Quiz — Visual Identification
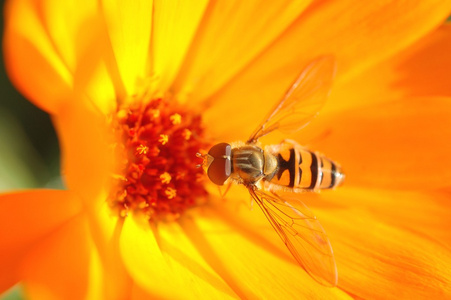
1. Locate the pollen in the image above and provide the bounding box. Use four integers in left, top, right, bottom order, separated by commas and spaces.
160, 172, 172, 184
136, 144, 149, 155
159, 134, 169, 145
150, 109, 160, 119
182, 129, 192, 140
165, 187, 177, 199
108, 97, 209, 222
170, 113, 182, 125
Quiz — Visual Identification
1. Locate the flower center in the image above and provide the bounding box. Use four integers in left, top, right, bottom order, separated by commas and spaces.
109, 97, 209, 222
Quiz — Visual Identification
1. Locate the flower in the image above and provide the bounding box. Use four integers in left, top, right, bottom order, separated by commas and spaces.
2, 0, 451, 299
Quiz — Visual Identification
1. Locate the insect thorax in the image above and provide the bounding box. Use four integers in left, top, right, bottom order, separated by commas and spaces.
231, 146, 264, 183
231, 145, 278, 184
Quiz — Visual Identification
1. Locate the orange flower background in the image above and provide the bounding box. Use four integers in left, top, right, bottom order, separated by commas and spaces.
2, 0, 451, 299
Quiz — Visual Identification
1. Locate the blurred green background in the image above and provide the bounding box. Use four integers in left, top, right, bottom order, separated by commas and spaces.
0, 1, 60, 297
0, 1, 60, 193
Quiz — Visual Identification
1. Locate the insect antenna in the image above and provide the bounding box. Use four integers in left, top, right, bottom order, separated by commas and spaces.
195, 152, 205, 168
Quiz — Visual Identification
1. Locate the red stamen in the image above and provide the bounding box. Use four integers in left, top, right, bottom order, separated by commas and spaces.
108, 98, 209, 222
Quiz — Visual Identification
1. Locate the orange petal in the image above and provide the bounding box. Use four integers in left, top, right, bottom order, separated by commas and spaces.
317, 208, 451, 299
295, 97, 451, 190
4, 0, 117, 114
20, 213, 133, 300
119, 215, 238, 299
395, 23, 451, 98
304, 187, 451, 247
37, 0, 100, 73
19, 215, 93, 300
203, 188, 451, 297
130, 283, 159, 299
53, 100, 128, 300
46, 0, 119, 115
246, 0, 451, 86
323, 23, 451, 115
100, 0, 153, 96
53, 100, 115, 204
53, 102, 133, 299
173, 0, 312, 103
3, 0, 72, 113
203, 1, 451, 140
181, 203, 351, 299
0, 190, 81, 292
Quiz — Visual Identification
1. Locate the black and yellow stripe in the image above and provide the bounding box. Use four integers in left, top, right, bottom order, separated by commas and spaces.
276, 148, 296, 187
318, 156, 340, 189
269, 141, 343, 190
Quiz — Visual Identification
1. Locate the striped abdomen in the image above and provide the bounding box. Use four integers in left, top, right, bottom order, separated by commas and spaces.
266, 140, 344, 191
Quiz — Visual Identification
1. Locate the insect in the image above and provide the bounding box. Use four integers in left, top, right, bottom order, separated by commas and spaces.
197, 56, 344, 287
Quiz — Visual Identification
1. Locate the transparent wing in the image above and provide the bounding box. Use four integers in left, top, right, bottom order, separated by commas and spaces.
248, 188, 338, 286
247, 56, 336, 143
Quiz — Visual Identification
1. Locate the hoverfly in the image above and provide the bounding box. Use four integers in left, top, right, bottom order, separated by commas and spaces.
198, 56, 343, 287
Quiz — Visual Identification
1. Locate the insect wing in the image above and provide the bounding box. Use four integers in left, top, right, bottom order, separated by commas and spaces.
247, 56, 336, 143
249, 188, 338, 286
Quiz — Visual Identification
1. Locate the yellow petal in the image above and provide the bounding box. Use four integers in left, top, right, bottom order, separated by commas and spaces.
150, 0, 209, 94
73, 55, 118, 115
41, 0, 122, 114
202, 187, 451, 298
181, 201, 351, 299
84, 202, 132, 300
38, 0, 99, 72
204, 1, 451, 140
100, 0, 153, 96
120, 215, 237, 299
173, 0, 312, 103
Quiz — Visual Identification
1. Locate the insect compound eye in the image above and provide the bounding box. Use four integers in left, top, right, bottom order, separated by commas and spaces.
207, 143, 232, 185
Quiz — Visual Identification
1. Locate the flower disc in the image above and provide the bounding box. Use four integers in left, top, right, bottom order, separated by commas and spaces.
109, 97, 209, 222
